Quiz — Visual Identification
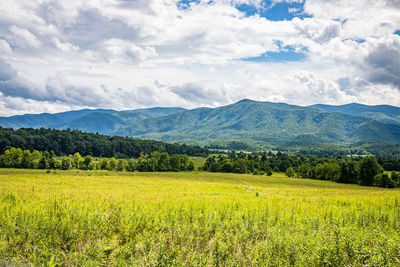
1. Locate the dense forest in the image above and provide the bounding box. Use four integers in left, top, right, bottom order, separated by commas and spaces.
203, 152, 400, 188
0, 127, 208, 158
0, 147, 195, 172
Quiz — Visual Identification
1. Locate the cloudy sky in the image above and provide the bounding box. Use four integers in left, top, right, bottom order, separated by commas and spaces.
0, 0, 400, 115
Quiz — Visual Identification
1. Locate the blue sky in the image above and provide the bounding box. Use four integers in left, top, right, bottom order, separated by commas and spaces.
236, 1, 311, 21
0, 0, 400, 115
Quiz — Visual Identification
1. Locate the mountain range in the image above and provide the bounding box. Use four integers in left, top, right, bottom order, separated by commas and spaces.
2, 100, 400, 146
309, 103, 400, 125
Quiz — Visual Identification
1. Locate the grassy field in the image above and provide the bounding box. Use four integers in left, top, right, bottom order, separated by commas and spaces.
1, 169, 400, 266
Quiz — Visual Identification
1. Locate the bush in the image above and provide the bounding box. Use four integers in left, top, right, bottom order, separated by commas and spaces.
359, 156, 382, 186
391, 171, 400, 187
374, 173, 396, 188
285, 167, 296, 178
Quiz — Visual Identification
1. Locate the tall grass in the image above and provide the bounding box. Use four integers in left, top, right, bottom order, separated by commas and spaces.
1, 169, 400, 265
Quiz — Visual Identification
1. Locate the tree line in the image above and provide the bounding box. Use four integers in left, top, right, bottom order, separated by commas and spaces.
202, 154, 273, 175
0, 147, 195, 172
202, 152, 400, 188
0, 127, 208, 158
285, 155, 400, 188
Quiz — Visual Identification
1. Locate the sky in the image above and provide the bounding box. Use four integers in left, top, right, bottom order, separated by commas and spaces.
0, 0, 400, 116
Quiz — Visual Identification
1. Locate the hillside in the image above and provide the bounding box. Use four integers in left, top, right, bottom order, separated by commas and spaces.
1, 100, 400, 147
62, 112, 128, 135
0, 109, 116, 129
309, 103, 400, 125
0, 127, 208, 157
117, 99, 400, 145
0, 107, 186, 132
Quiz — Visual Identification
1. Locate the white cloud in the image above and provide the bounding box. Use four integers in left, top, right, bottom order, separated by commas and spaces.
102, 39, 157, 63
0, 39, 12, 54
9, 25, 41, 48
0, 0, 399, 116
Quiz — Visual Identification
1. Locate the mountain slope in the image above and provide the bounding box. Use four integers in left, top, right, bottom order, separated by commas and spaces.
114, 107, 186, 124
62, 112, 128, 134
0, 107, 186, 131
2, 100, 400, 146
117, 99, 400, 144
309, 103, 400, 125
0, 109, 116, 129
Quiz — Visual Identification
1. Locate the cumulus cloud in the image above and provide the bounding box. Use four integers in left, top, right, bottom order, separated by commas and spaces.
0, 39, 12, 54
0, 59, 40, 100
170, 82, 230, 106
9, 25, 41, 49
0, 0, 399, 115
102, 39, 157, 63
361, 35, 400, 88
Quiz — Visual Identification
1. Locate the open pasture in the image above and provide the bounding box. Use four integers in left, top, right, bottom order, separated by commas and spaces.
1, 169, 400, 266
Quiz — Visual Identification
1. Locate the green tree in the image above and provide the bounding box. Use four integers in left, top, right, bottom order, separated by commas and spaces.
82, 155, 92, 170
338, 160, 359, 184
31, 150, 42, 169
374, 173, 395, 188
187, 160, 195, 171
73, 152, 83, 169
109, 157, 118, 171
297, 163, 313, 178
126, 159, 137, 172
391, 171, 400, 187
99, 158, 109, 170
61, 157, 71, 170
48, 151, 57, 169
359, 156, 382, 186
117, 159, 125, 171
38, 156, 48, 169
285, 167, 296, 178
21, 150, 32, 168
315, 162, 340, 181
169, 155, 181, 171
233, 159, 247, 174
221, 161, 233, 172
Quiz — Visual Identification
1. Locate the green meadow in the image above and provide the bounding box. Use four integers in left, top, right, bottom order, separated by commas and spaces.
1, 169, 400, 266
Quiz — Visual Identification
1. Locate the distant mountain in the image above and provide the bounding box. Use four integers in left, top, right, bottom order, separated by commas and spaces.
62, 112, 127, 135
0, 109, 116, 129
309, 103, 400, 125
116, 99, 400, 144
61, 107, 186, 134
114, 107, 186, 125
0, 107, 186, 133
2, 100, 400, 146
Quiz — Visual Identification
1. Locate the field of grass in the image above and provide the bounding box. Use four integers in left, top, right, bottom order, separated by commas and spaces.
1, 169, 400, 265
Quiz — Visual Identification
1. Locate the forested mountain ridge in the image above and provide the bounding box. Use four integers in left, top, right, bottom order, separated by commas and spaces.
309, 103, 400, 125
116, 99, 400, 145
1, 100, 400, 147
0, 109, 116, 129
0, 127, 208, 157
0, 107, 186, 132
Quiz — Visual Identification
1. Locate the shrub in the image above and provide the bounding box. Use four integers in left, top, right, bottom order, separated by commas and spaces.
285, 167, 296, 178
374, 173, 396, 188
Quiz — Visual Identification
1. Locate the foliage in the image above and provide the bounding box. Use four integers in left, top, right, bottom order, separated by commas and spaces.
0, 127, 208, 158
338, 160, 359, 184
202, 154, 273, 175
285, 167, 295, 177
116, 99, 400, 145
203, 152, 399, 188
0, 148, 195, 172
373, 173, 396, 188
359, 156, 383, 186
314, 162, 340, 181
